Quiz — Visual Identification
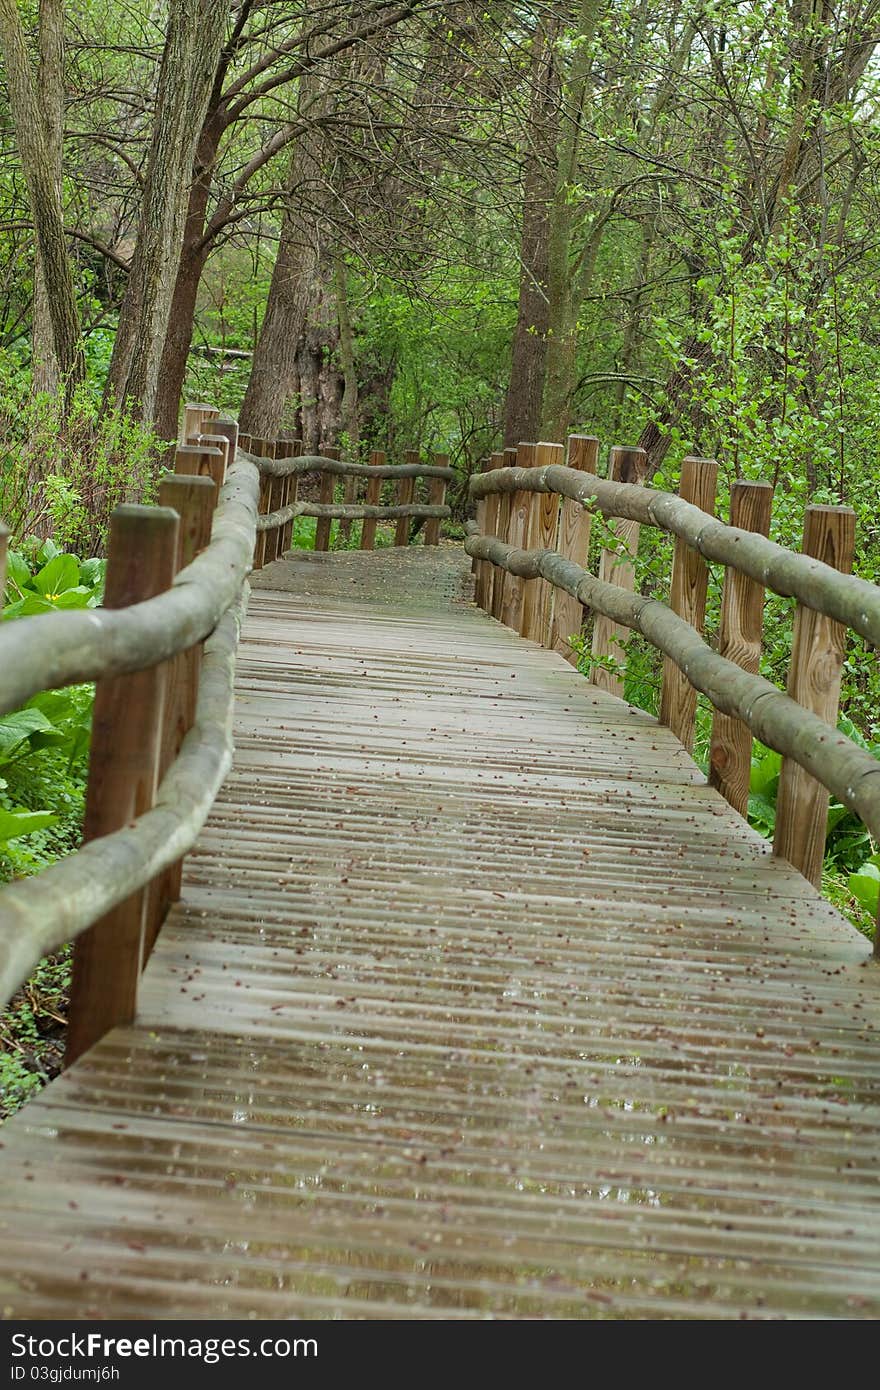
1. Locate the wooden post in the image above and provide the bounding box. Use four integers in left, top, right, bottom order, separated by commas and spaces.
360, 450, 385, 550
238, 433, 252, 453
658, 456, 719, 750
549, 435, 599, 664
281, 439, 302, 553
251, 437, 275, 569
590, 445, 648, 696
500, 442, 536, 631
708, 481, 774, 815
425, 454, 447, 545
174, 443, 225, 493
0, 521, 8, 601
315, 445, 339, 552
475, 453, 503, 611
144, 474, 218, 955
520, 440, 563, 644
491, 447, 517, 620
203, 416, 238, 474
65, 505, 180, 1066
773, 504, 856, 887
396, 450, 419, 547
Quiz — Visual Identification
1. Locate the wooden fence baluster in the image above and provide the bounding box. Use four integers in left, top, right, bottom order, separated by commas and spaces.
250, 437, 274, 569
315, 445, 339, 552
396, 450, 419, 547
281, 438, 302, 553
590, 445, 648, 697
491, 448, 517, 620
708, 481, 774, 815
659, 456, 719, 750
549, 434, 599, 665
203, 417, 238, 477
238, 432, 252, 453
144, 474, 218, 956
475, 453, 503, 611
500, 442, 536, 631
65, 504, 180, 1066
471, 457, 489, 585
521, 441, 563, 645
174, 442, 225, 493
425, 454, 447, 546
361, 450, 385, 550
773, 505, 856, 887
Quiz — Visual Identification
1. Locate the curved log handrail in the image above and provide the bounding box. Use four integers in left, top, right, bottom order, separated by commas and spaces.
472, 463, 880, 645
465, 526, 880, 842
246, 449, 455, 482
0, 590, 244, 1003
0, 457, 261, 718
257, 500, 450, 532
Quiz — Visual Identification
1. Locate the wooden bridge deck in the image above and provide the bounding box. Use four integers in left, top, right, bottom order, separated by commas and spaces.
1, 546, 879, 1319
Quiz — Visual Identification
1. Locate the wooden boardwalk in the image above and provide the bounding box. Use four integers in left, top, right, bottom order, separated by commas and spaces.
1, 546, 879, 1319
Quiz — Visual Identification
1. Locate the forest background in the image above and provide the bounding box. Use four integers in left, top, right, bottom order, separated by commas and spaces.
1, 0, 879, 1105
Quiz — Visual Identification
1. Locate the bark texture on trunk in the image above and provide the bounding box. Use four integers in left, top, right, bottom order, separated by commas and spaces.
0, 0, 83, 397
31, 0, 65, 395
104, 0, 228, 425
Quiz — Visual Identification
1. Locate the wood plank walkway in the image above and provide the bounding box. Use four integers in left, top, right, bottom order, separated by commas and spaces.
1, 545, 879, 1319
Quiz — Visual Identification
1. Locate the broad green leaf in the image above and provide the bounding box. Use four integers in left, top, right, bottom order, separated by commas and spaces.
0, 808, 58, 844
33, 554, 80, 597
2, 594, 57, 620
36, 539, 60, 565
848, 863, 880, 917
4, 551, 31, 594
0, 708, 56, 760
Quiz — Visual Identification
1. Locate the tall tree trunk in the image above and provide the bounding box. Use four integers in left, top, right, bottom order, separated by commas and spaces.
503, 21, 557, 448
539, 0, 605, 442
31, 0, 64, 395
240, 72, 328, 439
153, 116, 222, 441
103, 0, 228, 425
335, 254, 360, 536
0, 0, 84, 400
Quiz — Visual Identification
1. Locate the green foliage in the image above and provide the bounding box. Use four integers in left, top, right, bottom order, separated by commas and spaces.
3, 536, 105, 618
0, 366, 160, 554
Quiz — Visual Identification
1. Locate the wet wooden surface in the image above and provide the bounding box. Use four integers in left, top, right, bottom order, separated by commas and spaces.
1, 544, 879, 1319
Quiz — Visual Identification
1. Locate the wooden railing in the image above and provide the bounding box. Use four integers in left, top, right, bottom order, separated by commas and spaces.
466, 437, 880, 954
237, 432, 453, 570
0, 406, 458, 1053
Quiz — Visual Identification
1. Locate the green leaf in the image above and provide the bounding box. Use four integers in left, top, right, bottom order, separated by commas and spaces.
0, 708, 56, 761
0, 808, 58, 844
4, 551, 31, 594
33, 554, 80, 597
750, 747, 782, 797
848, 862, 880, 917
36, 539, 60, 565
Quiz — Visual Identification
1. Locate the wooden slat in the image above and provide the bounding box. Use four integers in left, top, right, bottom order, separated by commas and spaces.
360, 450, 384, 550
280, 438, 302, 553
475, 452, 503, 611
500, 442, 536, 631
659, 456, 719, 751
491, 448, 517, 620
425, 454, 448, 546
549, 434, 599, 665
395, 451, 418, 547
314, 446, 339, 552
590, 445, 648, 696
774, 505, 856, 886
708, 481, 774, 816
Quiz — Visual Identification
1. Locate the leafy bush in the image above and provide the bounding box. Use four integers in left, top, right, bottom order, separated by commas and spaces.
0, 367, 161, 554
